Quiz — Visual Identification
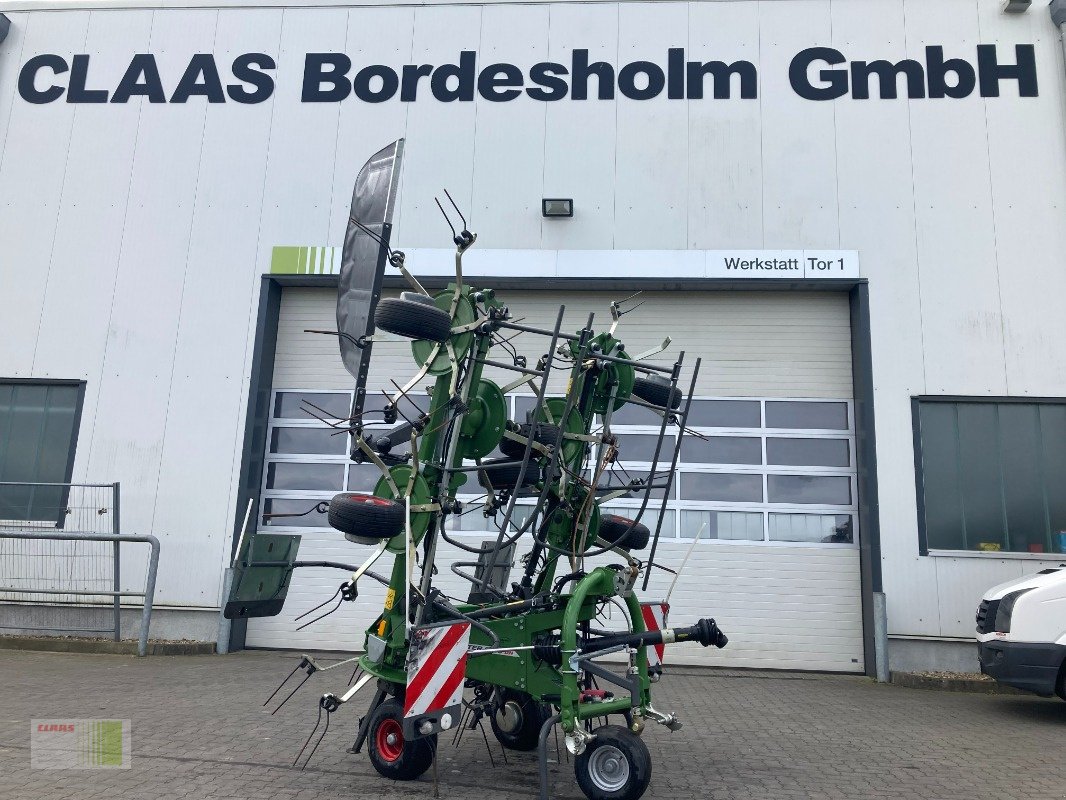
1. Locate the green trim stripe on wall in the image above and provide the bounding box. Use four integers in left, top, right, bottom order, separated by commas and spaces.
270, 246, 340, 275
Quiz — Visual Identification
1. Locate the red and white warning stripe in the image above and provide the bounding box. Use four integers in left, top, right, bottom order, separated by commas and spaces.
640, 602, 670, 668
403, 622, 471, 719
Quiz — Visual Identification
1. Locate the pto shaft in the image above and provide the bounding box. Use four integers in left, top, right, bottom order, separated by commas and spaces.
582, 617, 728, 654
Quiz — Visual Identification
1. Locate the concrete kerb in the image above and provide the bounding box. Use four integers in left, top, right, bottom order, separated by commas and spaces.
891, 670, 1030, 695
0, 635, 215, 656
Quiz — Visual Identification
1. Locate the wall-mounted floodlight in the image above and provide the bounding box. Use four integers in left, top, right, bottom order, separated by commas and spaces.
542, 198, 573, 218
1002, 0, 1030, 12
0, 14, 11, 47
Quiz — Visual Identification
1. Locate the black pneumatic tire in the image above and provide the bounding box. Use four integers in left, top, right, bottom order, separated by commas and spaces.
597, 514, 651, 551
630, 375, 681, 410
490, 689, 551, 751
574, 725, 652, 800
328, 493, 405, 545
374, 294, 452, 343
498, 423, 562, 459
366, 698, 436, 781
477, 457, 542, 492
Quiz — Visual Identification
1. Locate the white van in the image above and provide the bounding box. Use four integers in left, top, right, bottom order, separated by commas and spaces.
976, 566, 1066, 699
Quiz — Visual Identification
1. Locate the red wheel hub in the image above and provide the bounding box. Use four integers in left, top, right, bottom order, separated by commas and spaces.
354, 494, 395, 507
375, 717, 404, 763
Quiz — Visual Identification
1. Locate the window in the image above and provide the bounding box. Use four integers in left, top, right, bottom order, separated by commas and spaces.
262, 390, 356, 528
673, 398, 856, 545
914, 398, 1066, 555
601, 396, 856, 545
262, 390, 858, 548
0, 380, 85, 522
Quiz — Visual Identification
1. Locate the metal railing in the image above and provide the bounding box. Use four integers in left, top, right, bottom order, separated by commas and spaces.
0, 482, 160, 656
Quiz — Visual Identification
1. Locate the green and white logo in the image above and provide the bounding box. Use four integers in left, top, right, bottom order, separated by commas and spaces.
271, 246, 340, 276
31, 719, 131, 769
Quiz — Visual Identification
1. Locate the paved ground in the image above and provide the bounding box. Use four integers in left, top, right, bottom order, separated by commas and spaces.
0, 649, 1063, 800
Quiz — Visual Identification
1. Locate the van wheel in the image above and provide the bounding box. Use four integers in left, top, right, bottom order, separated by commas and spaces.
1056, 659, 1066, 701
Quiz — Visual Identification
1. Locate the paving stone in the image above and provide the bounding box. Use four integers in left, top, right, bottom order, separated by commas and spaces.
0, 649, 1063, 799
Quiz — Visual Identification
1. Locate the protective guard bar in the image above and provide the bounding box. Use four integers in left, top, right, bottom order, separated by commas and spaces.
0, 531, 160, 657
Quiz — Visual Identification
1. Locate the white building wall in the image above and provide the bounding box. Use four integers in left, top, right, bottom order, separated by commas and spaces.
0, 0, 1063, 640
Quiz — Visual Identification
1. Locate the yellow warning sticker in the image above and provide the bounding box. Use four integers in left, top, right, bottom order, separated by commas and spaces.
383, 588, 396, 610
377, 619, 388, 637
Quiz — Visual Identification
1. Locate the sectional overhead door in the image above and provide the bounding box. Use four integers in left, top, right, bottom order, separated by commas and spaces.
247, 287, 864, 672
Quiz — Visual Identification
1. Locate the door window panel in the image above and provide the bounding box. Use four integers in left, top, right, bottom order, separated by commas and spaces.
681, 510, 763, 541
264, 391, 857, 547
766, 438, 850, 467
681, 472, 763, 503
767, 475, 851, 505
682, 436, 762, 465
769, 513, 853, 543
266, 463, 343, 491
765, 401, 848, 430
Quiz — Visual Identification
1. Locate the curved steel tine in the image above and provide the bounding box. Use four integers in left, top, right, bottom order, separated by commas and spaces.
294, 584, 342, 622
270, 670, 314, 716
294, 597, 343, 631
443, 187, 468, 231
293, 706, 320, 766
263, 662, 303, 708
301, 399, 360, 428
262, 500, 328, 521
434, 197, 457, 238
299, 709, 330, 771
389, 379, 428, 417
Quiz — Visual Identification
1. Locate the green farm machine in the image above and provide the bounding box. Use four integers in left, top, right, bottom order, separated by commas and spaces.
225, 141, 728, 800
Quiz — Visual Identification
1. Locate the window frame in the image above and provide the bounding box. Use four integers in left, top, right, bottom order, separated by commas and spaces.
0, 378, 87, 526
912, 395, 1066, 559
594, 396, 857, 547
262, 389, 858, 549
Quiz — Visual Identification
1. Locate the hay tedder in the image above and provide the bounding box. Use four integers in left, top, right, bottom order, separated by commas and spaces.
225, 140, 728, 800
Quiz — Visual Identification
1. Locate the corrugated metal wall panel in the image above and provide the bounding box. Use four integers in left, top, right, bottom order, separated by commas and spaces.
253, 286, 863, 671
273, 288, 854, 399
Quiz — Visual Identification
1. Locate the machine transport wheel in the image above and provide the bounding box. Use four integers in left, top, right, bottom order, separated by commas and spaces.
575, 725, 652, 800
477, 457, 542, 492
374, 293, 453, 343
328, 493, 405, 545
630, 375, 681, 410
490, 689, 551, 751
597, 514, 651, 551
498, 422, 562, 459
367, 699, 436, 781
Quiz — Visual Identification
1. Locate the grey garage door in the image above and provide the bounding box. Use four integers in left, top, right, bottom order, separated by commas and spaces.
247, 287, 863, 672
